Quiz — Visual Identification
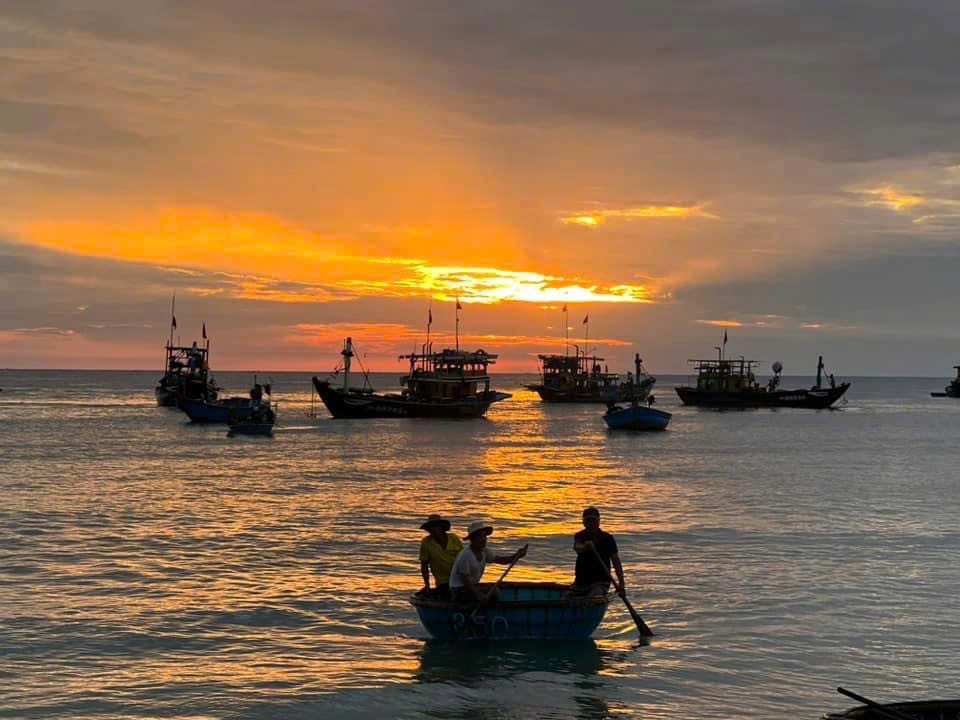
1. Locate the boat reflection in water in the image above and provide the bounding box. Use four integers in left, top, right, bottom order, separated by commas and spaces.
416, 637, 604, 682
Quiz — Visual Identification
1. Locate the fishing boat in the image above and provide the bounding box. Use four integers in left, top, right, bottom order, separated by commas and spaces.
155, 341, 219, 407
824, 699, 960, 719
183, 382, 273, 424
603, 402, 672, 431
930, 364, 960, 397
227, 391, 276, 436
526, 351, 655, 403
675, 354, 849, 409
312, 337, 511, 419
154, 302, 218, 407
409, 581, 610, 640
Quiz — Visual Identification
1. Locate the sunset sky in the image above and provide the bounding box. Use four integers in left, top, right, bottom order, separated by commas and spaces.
3, 1, 960, 374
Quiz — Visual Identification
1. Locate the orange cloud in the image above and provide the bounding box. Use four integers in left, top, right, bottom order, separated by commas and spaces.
21, 208, 659, 306
696, 319, 743, 328
858, 186, 927, 212
559, 204, 716, 228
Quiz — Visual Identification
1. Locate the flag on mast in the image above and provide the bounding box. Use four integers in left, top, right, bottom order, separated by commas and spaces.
723, 329, 727, 346
562, 304, 567, 312
456, 299, 462, 310
202, 323, 207, 340
428, 308, 432, 326
583, 314, 589, 324
172, 315, 177, 330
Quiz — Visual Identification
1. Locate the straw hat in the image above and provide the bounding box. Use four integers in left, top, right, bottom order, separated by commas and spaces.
466, 520, 494, 538
420, 514, 451, 531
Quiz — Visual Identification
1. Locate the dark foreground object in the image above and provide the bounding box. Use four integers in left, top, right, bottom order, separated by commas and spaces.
824, 700, 960, 719
410, 581, 610, 640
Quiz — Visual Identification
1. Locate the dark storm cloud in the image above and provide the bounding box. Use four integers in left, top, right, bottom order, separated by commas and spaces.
9, 1, 958, 161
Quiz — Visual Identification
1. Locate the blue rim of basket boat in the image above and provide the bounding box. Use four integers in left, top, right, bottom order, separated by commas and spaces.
410, 581, 611, 641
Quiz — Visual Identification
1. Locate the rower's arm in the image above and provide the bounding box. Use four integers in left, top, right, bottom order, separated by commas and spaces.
420, 560, 431, 589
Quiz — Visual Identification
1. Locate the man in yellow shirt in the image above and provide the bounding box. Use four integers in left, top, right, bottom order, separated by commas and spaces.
418, 514, 463, 598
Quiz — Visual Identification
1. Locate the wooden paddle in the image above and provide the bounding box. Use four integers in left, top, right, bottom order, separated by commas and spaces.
589, 544, 654, 637
837, 687, 919, 720
471, 544, 528, 619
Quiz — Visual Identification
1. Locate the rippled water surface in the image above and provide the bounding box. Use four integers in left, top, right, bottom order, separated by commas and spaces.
3, 370, 960, 719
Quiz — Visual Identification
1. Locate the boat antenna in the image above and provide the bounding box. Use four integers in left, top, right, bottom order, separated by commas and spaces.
168, 293, 176, 348
426, 297, 432, 350
563, 303, 569, 356
455, 296, 462, 351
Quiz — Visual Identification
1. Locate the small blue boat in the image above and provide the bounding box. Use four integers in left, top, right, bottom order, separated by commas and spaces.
410, 581, 610, 641
603, 403, 672, 431
182, 396, 255, 423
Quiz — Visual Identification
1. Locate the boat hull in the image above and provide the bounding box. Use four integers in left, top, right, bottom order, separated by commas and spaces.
313, 378, 510, 419
410, 582, 610, 641
181, 397, 256, 423
824, 700, 960, 719
675, 382, 850, 409
604, 405, 672, 430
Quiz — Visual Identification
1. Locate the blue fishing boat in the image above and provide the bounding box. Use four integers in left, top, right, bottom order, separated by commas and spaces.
182, 382, 273, 424
603, 402, 672, 431
181, 396, 255, 423
409, 581, 610, 641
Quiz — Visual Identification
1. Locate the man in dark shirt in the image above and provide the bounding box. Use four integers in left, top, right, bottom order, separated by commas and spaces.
573, 506, 626, 597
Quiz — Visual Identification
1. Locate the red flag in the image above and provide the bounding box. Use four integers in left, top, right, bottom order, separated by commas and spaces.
582, 314, 589, 324
562, 304, 567, 312
202, 323, 207, 339
456, 299, 462, 311
171, 315, 177, 330
723, 329, 727, 345
428, 308, 432, 326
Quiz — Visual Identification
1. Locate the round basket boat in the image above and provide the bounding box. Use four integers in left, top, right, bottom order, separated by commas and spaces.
410, 581, 611, 641
823, 700, 960, 719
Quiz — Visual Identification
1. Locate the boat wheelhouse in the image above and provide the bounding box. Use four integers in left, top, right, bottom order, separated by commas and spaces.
155, 341, 219, 407
312, 337, 511, 419
526, 351, 655, 403
675, 355, 849, 409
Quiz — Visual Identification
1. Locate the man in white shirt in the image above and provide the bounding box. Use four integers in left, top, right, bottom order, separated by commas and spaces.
449, 520, 527, 604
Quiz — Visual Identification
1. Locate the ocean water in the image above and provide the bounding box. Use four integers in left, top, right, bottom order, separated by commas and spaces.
2, 369, 960, 719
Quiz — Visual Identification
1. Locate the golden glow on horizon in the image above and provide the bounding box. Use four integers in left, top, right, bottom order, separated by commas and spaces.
289, 322, 631, 351
559, 204, 715, 228
21, 209, 658, 306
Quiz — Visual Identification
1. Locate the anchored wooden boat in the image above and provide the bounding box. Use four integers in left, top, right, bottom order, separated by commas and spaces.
313, 337, 510, 419
931, 364, 960, 398
824, 700, 960, 719
603, 403, 672, 430
676, 354, 849, 409
527, 351, 655, 404
410, 581, 610, 641
227, 385, 276, 436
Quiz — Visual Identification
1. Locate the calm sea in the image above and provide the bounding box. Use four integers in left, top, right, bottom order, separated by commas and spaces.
2, 370, 960, 719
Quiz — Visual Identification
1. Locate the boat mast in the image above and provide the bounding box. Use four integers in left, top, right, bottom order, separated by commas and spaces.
816, 355, 824, 389
455, 297, 461, 351
342, 337, 354, 391
563, 304, 569, 357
